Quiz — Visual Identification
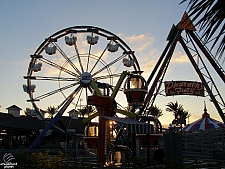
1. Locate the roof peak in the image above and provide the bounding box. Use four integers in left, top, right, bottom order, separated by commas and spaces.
202, 101, 210, 118
6, 104, 22, 110
177, 11, 196, 31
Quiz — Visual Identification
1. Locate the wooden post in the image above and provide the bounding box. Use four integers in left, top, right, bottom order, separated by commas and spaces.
97, 107, 106, 164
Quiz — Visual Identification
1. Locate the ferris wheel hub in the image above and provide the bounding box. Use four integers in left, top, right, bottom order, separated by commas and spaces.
80, 72, 92, 84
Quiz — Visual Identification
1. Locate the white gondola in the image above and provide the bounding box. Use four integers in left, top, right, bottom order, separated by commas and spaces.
108, 44, 119, 52
31, 63, 42, 72
123, 58, 134, 67
45, 46, 56, 55
86, 35, 99, 45
65, 36, 77, 46
23, 84, 36, 93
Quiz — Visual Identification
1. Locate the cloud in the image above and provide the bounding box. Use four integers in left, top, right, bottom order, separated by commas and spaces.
116, 33, 160, 76
118, 33, 155, 53
29, 32, 191, 86
171, 51, 189, 63
31, 32, 160, 80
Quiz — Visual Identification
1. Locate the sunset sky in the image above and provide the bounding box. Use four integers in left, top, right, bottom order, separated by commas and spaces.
0, 1, 224, 127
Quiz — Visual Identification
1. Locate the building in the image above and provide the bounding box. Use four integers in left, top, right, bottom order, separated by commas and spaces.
0, 105, 85, 149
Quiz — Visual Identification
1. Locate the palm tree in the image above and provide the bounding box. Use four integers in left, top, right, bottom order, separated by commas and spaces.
165, 101, 183, 120
177, 109, 191, 127
147, 105, 163, 118
181, 0, 225, 62
166, 101, 190, 127
182, 110, 191, 124
78, 107, 87, 118
46, 106, 58, 119
78, 106, 94, 118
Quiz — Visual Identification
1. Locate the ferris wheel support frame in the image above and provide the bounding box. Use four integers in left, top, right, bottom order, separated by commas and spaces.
179, 37, 225, 123
29, 84, 82, 149
141, 12, 225, 123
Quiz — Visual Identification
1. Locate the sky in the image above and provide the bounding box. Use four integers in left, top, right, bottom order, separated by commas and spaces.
0, 0, 224, 127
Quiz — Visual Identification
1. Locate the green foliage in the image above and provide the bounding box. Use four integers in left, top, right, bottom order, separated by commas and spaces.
166, 101, 184, 119
11, 151, 225, 168
180, 0, 225, 61
13, 150, 63, 169
78, 105, 93, 118
131, 156, 147, 169
147, 105, 163, 118
51, 151, 63, 169
46, 106, 58, 118
162, 156, 184, 169
166, 101, 191, 126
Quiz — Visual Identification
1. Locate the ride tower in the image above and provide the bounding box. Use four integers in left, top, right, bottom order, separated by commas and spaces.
140, 12, 225, 124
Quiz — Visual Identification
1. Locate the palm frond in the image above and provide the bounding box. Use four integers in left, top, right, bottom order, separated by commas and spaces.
180, 0, 225, 62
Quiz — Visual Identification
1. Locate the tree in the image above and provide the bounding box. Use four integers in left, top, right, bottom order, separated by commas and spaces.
147, 105, 163, 118
165, 101, 183, 119
78, 106, 94, 118
181, 0, 225, 62
46, 106, 58, 119
78, 107, 87, 118
166, 101, 191, 127
182, 110, 191, 124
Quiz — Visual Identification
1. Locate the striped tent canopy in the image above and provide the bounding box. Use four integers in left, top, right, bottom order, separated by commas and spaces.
101, 116, 153, 134
183, 103, 225, 132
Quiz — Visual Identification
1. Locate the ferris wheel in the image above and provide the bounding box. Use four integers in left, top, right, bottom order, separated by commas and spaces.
23, 26, 141, 119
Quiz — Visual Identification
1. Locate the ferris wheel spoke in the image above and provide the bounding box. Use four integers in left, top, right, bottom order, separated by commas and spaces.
56, 84, 83, 111
93, 73, 121, 80
53, 43, 81, 75
86, 32, 94, 72
40, 57, 80, 78
24, 76, 79, 81
33, 82, 80, 100
72, 88, 84, 118
74, 45, 84, 73
92, 54, 126, 77
86, 45, 92, 72
90, 43, 110, 74
85, 87, 91, 116
71, 87, 84, 110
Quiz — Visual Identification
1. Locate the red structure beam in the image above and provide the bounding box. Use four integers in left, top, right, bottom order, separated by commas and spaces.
87, 95, 113, 164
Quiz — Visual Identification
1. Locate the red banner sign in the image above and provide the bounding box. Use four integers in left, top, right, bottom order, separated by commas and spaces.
164, 81, 204, 96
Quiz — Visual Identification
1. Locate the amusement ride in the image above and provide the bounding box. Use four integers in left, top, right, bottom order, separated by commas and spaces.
23, 12, 225, 165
